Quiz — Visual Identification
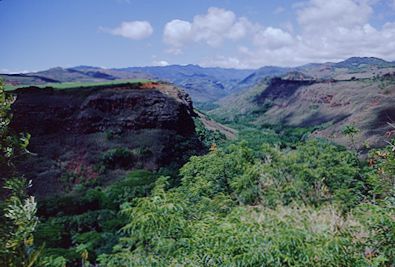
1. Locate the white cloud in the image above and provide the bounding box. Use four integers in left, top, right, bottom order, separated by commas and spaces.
253, 27, 294, 49
163, 2, 395, 68
297, 0, 373, 32
164, 19, 192, 48
191, 7, 237, 46
1, 69, 31, 74
163, 7, 255, 52
107, 21, 153, 40
226, 17, 255, 40
152, 60, 169, 66
200, 56, 248, 69
213, 1, 395, 68
290, 0, 395, 63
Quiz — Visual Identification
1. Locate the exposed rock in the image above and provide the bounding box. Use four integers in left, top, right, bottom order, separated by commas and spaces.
212, 75, 395, 150
10, 82, 203, 196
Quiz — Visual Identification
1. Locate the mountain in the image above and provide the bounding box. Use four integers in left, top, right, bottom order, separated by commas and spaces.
1, 65, 253, 103
333, 57, 395, 69
236, 66, 290, 90
211, 70, 395, 150
117, 65, 253, 102
2, 56, 395, 104
33, 67, 116, 82
0, 73, 60, 87
229, 57, 394, 92
10, 82, 204, 196
295, 57, 395, 80
0, 67, 152, 89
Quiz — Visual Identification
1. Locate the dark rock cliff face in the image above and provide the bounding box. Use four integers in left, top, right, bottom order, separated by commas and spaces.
254, 77, 315, 104
10, 82, 203, 196
11, 83, 196, 136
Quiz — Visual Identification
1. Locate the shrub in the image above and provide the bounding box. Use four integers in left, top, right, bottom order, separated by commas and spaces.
194, 117, 227, 148
100, 147, 135, 169
103, 170, 157, 209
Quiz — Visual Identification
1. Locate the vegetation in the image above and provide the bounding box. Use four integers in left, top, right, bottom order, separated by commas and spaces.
0, 81, 30, 175
100, 147, 137, 170
27, 127, 393, 266
98, 139, 394, 266
0, 178, 42, 267
4, 79, 152, 91
0, 79, 394, 266
0, 80, 45, 266
342, 125, 360, 151
194, 117, 227, 148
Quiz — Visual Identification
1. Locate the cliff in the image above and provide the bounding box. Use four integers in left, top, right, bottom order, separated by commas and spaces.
10, 82, 203, 196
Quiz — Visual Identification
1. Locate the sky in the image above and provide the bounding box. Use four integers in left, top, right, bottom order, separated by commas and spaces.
1, 0, 395, 72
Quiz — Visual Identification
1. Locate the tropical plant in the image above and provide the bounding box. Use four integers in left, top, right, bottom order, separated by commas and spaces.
0, 80, 30, 176
0, 178, 42, 267
342, 125, 360, 151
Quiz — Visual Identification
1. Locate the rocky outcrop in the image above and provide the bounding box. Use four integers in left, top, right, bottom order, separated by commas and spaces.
11, 82, 196, 136
254, 77, 315, 104
10, 82, 203, 196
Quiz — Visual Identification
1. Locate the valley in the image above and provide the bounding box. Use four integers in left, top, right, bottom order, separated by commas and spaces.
1, 57, 394, 266
2, 0, 395, 265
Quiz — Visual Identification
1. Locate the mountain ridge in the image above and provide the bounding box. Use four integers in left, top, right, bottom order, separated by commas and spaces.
2, 56, 395, 104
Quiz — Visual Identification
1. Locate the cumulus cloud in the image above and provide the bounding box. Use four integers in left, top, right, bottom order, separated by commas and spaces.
162, 1, 395, 68
291, 0, 395, 62
191, 7, 238, 46
163, 19, 192, 53
163, 7, 255, 53
201, 1, 395, 68
226, 17, 255, 40
253, 27, 294, 49
107, 21, 153, 40
297, 0, 373, 32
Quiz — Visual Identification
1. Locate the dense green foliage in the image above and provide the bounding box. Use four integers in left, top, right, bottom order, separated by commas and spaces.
0, 178, 42, 267
1, 79, 394, 266
0, 81, 30, 176
194, 117, 227, 148
98, 139, 394, 266
3, 124, 395, 266
0, 81, 58, 267
33, 170, 160, 266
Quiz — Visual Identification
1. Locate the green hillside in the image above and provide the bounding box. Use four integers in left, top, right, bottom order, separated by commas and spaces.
1, 78, 394, 266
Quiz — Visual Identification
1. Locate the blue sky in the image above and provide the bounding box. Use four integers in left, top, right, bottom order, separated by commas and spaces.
1, 0, 395, 72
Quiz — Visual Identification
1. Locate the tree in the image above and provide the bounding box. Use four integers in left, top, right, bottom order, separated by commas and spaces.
0, 80, 30, 177
342, 125, 360, 151
0, 178, 41, 267
0, 80, 45, 267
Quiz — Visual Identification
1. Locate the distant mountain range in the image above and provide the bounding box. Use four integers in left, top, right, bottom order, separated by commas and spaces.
1, 57, 395, 103
1, 65, 253, 102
